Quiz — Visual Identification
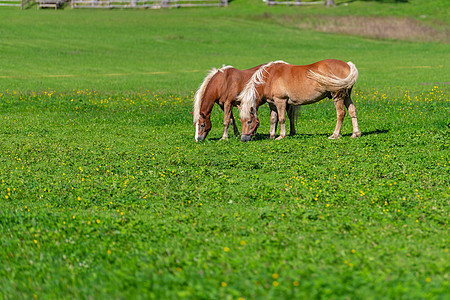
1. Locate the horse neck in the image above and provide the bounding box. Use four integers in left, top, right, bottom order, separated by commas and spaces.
254, 83, 267, 108
200, 84, 219, 118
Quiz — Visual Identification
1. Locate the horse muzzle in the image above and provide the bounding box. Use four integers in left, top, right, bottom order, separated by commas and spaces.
241, 134, 252, 142
196, 135, 205, 142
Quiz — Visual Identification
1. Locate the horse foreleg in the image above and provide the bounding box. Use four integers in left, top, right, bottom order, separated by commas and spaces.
344, 96, 361, 138
221, 102, 232, 140
269, 104, 278, 139
229, 109, 240, 137
330, 98, 346, 139
274, 98, 287, 140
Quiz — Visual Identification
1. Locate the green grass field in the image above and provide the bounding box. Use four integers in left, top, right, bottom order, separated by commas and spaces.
0, 0, 449, 298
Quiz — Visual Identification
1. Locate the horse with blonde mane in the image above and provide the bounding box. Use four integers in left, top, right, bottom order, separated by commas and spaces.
192, 65, 260, 141
238, 59, 361, 142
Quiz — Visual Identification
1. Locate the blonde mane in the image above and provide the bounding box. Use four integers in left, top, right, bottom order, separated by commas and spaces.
193, 65, 234, 124
238, 60, 288, 120
306, 61, 359, 92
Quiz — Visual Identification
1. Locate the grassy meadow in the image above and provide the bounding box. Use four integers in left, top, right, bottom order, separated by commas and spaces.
0, 0, 449, 298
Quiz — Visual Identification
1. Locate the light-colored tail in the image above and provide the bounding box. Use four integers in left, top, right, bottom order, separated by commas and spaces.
307, 61, 358, 92
193, 65, 233, 124
238, 60, 288, 120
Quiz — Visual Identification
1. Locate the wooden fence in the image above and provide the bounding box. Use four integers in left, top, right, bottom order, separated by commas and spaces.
0, 0, 227, 8
71, 0, 228, 8
0, 0, 34, 9
0, 0, 325, 9
266, 0, 324, 6
37, 0, 66, 8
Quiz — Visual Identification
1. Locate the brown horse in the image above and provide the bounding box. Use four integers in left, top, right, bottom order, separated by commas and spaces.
238, 59, 361, 142
193, 64, 270, 141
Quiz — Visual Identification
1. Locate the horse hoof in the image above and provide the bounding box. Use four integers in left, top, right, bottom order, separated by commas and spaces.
328, 134, 340, 140
351, 132, 362, 138
275, 135, 285, 140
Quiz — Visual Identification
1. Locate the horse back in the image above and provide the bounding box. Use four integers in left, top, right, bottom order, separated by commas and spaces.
305, 59, 351, 79
264, 60, 352, 104
217, 65, 266, 102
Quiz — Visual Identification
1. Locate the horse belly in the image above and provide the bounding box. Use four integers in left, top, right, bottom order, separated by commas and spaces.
287, 90, 327, 106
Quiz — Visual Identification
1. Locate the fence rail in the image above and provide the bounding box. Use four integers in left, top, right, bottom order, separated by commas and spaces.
0, 0, 21, 6
266, 0, 324, 5
71, 0, 228, 8
37, 0, 66, 8
0, 0, 34, 9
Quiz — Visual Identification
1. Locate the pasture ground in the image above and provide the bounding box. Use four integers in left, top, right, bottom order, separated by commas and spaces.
0, 0, 449, 298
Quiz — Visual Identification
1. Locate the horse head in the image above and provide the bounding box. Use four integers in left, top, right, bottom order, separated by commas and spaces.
194, 112, 212, 142
240, 106, 259, 142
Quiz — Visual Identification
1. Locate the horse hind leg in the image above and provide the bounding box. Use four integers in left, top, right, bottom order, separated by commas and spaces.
344, 95, 361, 138
287, 104, 299, 136
329, 93, 346, 139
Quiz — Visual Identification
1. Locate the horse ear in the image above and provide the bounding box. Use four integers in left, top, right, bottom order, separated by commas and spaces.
189, 111, 194, 116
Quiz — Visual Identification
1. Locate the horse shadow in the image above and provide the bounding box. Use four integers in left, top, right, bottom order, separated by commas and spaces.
250, 129, 389, 141
354, 129, 389, 137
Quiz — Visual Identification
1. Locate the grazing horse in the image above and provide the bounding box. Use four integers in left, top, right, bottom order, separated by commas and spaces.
238, 59, 361, 142
192, 64, 265, 141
